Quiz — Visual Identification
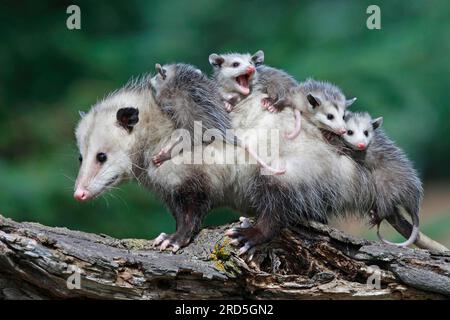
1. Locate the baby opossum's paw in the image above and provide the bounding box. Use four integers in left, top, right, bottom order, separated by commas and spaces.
261, 98, 273, 110
267, 106, 280, 113
224, 101, 234, 113
152, 232, 190, 253
225, 226, 264, 255
152, 149, 171, 167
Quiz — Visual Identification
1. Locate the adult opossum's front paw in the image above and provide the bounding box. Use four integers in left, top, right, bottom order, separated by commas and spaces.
225, 226, 264, 255
152, 232, 190, 253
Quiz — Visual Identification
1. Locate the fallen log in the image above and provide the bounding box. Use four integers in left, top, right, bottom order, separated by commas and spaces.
0, 214, 449, 299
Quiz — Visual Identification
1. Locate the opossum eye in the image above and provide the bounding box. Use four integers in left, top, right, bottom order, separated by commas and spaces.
364, 130, 369, 137
232, 62, 240, 68
347, 130, 353, 136
327, 114, 334, 120
96, 152, 107, 164
78, 155, 83, 163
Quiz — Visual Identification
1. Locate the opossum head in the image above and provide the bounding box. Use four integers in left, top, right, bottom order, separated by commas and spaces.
287, 83, 353, 135
74, 95, 141, 201
209, 50, 264, 96
342, 111, 383, 150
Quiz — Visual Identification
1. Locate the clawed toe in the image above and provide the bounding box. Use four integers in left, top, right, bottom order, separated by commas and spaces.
239, 216, 252, 228
267, 106, 279, 113
224, 102, 234, 112
261, 98, 273, 109
225, 227, 258, 255
152, 232, 184, 252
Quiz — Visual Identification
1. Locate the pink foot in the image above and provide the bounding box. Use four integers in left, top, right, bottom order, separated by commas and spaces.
224, 101, 234, 113
261, 98, 272, 110
152, 148, 171, 167
267, 105, 279, 113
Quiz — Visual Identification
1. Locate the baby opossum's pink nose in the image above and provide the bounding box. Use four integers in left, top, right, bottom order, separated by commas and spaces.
338, 128, 347, 135
246, 66, 255, 75
357, 143, 366, 150
74, 187, 90, 202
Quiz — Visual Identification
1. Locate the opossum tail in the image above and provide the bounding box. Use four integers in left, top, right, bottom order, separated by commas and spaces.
231, 136, 286, 175
376, 207, 419, 247
284, 109, 302, 140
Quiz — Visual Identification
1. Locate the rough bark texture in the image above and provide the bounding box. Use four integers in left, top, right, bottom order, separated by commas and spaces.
0, 214, 449, 300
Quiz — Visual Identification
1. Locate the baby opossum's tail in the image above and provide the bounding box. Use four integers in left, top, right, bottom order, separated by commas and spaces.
284, 109, 302, 140
231, 136, 286, 175
376, 207, 419, 247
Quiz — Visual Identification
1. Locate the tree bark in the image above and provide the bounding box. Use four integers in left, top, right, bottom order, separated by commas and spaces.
0, 214, 449, 300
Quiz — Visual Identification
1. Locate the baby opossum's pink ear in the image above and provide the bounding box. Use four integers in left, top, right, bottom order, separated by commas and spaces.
306, 93, 321, 108
209, 54, 224, 68
371, 117, 383, 130
155, 63, 167, 80
116, 107, 139, 133
251, 50, 264, 66
345, 97, 357, 108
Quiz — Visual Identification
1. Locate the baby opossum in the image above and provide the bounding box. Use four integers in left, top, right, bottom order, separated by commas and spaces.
341, 111, 422, 247
150, 63, 285, 175
209, 51, 302, 139
209, 50, 263, 112
285, 79, 357, 137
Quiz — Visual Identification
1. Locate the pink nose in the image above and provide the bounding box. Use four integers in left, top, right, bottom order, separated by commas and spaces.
74, 187, 90, 202
357, 143, 366, 150
246, 66, 255, 75
338, 128, 347, 135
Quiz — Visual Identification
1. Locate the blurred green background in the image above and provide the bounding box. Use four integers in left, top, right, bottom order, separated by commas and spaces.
0, 0, 449, 245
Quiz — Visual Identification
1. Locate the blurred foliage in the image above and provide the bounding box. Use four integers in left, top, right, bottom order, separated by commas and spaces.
0, 0, 449, 240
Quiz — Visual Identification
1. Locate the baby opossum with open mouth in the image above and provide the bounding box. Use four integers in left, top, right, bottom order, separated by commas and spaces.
341, 111, 422, 247
209, 51, 303, 139
150, 63, 285, 175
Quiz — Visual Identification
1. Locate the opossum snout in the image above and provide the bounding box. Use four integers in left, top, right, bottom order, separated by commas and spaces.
357, 143, 366, 150
337, 128, 347, 135
74, 187, 90, 202
246, 66, 255, 75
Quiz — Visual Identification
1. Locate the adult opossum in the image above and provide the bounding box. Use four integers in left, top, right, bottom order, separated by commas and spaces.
74, 73, 376, 254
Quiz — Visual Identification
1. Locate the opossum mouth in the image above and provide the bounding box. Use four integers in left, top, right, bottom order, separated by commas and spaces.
235, 75, 250, 95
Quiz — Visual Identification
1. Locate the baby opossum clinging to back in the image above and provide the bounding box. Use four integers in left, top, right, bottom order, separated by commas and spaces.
150, 63, 285, 175
284, 79, 357, 137
341, 111, 422, 246
209, 50, 303, 139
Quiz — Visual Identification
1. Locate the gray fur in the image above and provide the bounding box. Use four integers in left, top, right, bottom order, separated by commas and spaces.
255, 65, 298, 108
298, 78, 346, 104
152, 63, 231, 143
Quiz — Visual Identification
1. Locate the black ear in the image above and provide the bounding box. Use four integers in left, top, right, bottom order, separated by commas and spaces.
251, 50, 264, 66
155, 63, 167, 80
208, 54, 224, 68
117, 107, 139, 132
307, 93, 321, 108
371, 117, 383, 130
